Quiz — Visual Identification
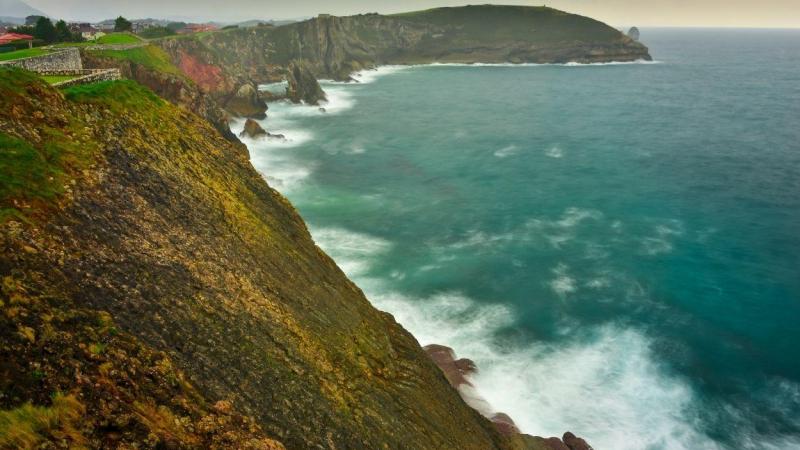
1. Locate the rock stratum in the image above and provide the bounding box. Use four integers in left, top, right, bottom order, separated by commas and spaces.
0, 5, 637, 448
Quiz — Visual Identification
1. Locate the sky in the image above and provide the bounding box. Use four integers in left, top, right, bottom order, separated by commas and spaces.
18, 0, 800, 28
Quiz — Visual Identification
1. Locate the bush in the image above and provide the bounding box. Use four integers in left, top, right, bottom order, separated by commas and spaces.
138, 26, 176, 39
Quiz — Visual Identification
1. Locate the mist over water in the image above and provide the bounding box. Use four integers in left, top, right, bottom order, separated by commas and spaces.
236, 29, 800, 449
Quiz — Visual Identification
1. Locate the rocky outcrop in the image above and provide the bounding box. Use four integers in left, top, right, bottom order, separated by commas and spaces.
627, 27, 641, 41
424, 344, 592, 448
225, 82, 268, 118
239, 118, 268, 138
563, 432, 594, 450
81, 48, 238, 142
286, 60, 327, 105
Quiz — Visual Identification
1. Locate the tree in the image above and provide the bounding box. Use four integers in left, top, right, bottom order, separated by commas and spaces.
55, 20, 72, 42
34, 17, 57, 43
114, 16, 133, 32
166, 21, 187, 32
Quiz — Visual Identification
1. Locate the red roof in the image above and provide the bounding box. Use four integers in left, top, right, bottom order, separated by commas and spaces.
0, 33, 34, 44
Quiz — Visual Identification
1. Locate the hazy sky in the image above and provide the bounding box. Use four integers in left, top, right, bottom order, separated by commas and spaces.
22, 0, 800, 28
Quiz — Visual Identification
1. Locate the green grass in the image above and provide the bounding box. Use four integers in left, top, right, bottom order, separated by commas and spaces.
64, 79, 165, 114
90, 45, 182, 76
95, 33, 143, 45
0, 48, 47, 62
0, 394, 85, 448
391, 5, 619, 43
0, 132, 66, 223
0, 67, 101, 223
41, 75, 77, 85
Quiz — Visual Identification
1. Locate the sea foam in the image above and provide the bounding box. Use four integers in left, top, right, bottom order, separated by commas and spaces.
308, 225, 719, 450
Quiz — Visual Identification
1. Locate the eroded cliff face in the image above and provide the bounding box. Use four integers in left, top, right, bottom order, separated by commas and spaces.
0, 69, 541, 449
158, 5, 652, 85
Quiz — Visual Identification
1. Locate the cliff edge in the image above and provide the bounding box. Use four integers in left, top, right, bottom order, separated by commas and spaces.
0, 68, 549, 449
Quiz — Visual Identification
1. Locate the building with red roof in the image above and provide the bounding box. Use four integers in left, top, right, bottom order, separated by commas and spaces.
0, 33, 34, 48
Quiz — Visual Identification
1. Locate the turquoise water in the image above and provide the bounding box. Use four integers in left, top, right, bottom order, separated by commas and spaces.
236, 29, 800, 449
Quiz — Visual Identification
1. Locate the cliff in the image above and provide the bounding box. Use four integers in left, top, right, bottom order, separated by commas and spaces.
0, 7, 629, 447
158, 5, 651, 84
0, 67, 558, 449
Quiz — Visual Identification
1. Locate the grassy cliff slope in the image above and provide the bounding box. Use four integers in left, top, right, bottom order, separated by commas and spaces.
0, 68, 540, 449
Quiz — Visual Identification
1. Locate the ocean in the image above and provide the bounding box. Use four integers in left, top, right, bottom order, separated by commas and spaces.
233, 28, 800, 449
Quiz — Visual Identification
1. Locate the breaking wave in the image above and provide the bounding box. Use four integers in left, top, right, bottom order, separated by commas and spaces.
307, 225, 726, 450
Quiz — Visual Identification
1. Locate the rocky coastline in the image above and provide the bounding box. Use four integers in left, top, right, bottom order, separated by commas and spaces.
1, 5, 653, 448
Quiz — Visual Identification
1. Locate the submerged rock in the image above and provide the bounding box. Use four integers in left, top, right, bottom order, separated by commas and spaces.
286, 60, 327, 105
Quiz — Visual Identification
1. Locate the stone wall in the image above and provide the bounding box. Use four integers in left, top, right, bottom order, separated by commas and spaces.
0, 48, 82, 71
39, 68, 122, 87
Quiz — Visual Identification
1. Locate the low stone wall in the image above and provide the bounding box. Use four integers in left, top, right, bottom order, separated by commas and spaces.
0, 48, 82, 71
45, 68, 122, 88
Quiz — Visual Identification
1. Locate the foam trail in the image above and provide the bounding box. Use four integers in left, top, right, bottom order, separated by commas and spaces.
309, 225, 719, 450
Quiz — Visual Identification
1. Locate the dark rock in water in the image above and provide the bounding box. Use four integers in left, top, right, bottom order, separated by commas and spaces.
267, 132, 286, 141
627, 26, 641, 41
563, 432, 593, 450
286, 60, 327, 105
319, 107, 326, 113
239, 118, 267, 138
226, 82, 268, 118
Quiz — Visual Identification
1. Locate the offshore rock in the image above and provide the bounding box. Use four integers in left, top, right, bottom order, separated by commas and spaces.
226, 82, 268, 119
286, 60, 327, 105
239, 118, 267, 138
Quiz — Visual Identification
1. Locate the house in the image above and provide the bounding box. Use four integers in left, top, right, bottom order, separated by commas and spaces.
0, 33, 34, 48
177, 23, 218, 34
72, 23, 103, 40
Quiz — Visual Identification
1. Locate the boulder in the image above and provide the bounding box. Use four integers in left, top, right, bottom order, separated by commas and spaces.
286, 60, 327, 105
563, 432, 593, 450
226, 82, 268, 119
239, 119, 267, 138
491, 412, 521, 435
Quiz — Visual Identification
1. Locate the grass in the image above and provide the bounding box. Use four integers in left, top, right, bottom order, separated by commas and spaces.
90, 45, 182, 76
64, 79, 165, 113
41, 75, 77, 85
0, 394, 86, 449
51, 33, 144, 48
0, 132, 65, 223
391, 5, 619, 43
0, 67, 101, 223
0, 48, 47, 62
95, 33, 143, 45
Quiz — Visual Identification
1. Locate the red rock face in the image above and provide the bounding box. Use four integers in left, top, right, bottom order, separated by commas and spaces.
177, 50, 226, 93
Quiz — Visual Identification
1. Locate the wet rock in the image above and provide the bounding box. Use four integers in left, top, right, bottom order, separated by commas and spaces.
424, 344, 476, 388
563, 431, 593, 450
226, 82, 268, 119
491, 412, 521, 435
286, 60, 327, 105
239, 118, 267, 138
